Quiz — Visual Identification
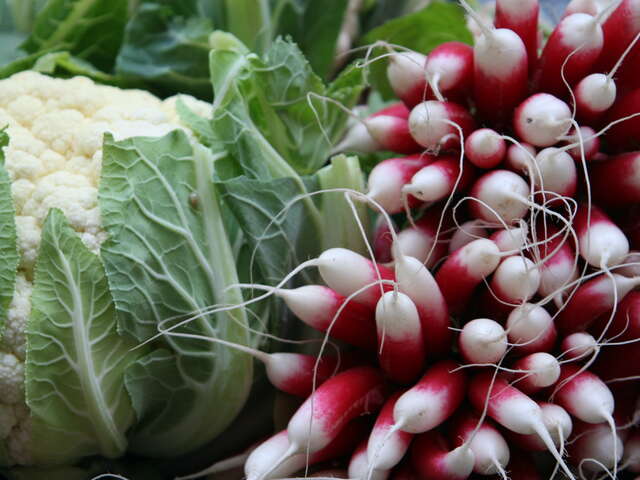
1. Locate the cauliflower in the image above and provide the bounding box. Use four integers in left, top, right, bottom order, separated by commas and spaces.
0, 71, 212, 465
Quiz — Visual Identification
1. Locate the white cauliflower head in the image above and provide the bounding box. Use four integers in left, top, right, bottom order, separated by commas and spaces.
0, 71, 211, 465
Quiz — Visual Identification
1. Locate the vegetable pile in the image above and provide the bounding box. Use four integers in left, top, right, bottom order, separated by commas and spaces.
191, 0, 640, 479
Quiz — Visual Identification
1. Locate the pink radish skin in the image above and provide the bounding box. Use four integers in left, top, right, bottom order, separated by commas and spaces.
349, 438, 390, 480
568, 421, 624, 473
365, 115, 422, 154
513, 93, 572, 147
590, 151, 640, 207
285, 366, 387, 455
264, 353, 340, 397
504, 142, 536, 173
618, 251, 640, 277
511, 352, 561, 394
573, 73, 617, 124
564, 126, 600, 162
591, 290, 640, 341
450, 413, 510, 475
468, 372, 576, 479
403, 157, 476, 202
408, 100, 476, 151
495, 0, 539, 72
372, 103, 412, 119
555, 365, 615, 424
469, 170, 530, 224
506, 303, 557, 355
395, 254, 451, 357
373, 216, 395, 264
535, 223, 578, 306
490, 226, 528, 252
464, 128, 506, 169
395, 209, 451, 267
533, 13, 604, 96
367, 154, 436, 213
367, 392, 414, 472
575, 204, 630, 267
532, 147, 578, 198
424, 42, 474, 102
387, 52, 428, 109
317, 248, 396, 308
556, 272, 640, 333
410, 430, 475, 480
458, 318, 508, 364
448, 220, 490, 253
604, 88, 640, 151
393, 360, 467, 434
435, 238, 501, 313
508, 403, 573, 452
375, 291, 426, 384
561, 332, 598, 360
472, 27, 528, 127
279, 285, 377, 351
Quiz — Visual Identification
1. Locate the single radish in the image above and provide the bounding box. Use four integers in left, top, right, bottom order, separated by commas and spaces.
504, 141, 536, 174
408, 100, 476, 151
277, 285, 377, 351
532, 13, 604, 96
494, 0, 539, 71
468, 371, 576, 479
366, 392, 413, 472
490, 225, 528, 252
458, 318, 508, 365
334, 121, 379, 153
393, 360, 467, 434
349, 438, 390, 480
462, 1, 528, 127
511, 352, 561, 394
435, 238, 501, 313
387, 51, 429, 109
469, 170, 530, 225
560, 332, 598, 360
464, 128, 506, 169
575, 204, 630, 267
367, 154, 436, 213
513, 93, 572, 147
410, 430, 475, 480
563, 125, 601, 162
506, 303, 557, 355
508, 402, 573, 452
395, 208, 451, 267
280, 366, 387, 467
573, 73, 617, 124
555, 272, 640, 333
531, 147, 578, 198
555, 365, 615, 426
483, 256, 541, 315
534, 222, 578, 307
403, 157, 476, 203
424, 42, 474, 102
316, 248, 396, 308
568, 420, 624, 473
365, 115, 422, 154
449, 412, 510, 476
375, 291, 426, 384
448, 220, 490, 253
590, 151, 640, 207
373, 215, 395, 264
394, 253, 451, 357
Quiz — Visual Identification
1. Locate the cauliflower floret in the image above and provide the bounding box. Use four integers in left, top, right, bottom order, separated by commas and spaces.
0, 71, 212, 465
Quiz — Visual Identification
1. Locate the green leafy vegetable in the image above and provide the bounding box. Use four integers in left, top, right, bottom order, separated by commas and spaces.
361, 1, 472, 98
26, 209, 140, 465
99, 131, 252, 457
0, 130, 18, 334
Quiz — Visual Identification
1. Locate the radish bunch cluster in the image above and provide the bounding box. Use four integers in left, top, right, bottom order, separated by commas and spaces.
198, 1, 640, 479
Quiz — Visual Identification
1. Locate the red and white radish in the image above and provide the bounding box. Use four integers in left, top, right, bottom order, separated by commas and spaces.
469, 170, 531, 225
505, 303, 557, 355
575, 204, 630, 267
408, 100, 475, 151
464, 128, 506, 169
458, 318, 508, 365
424, 42, 474, 102
366, 392, 413, 472
561, 332, 598, 360
511, 352, 561, 394
494, 0, 539, 71
395, 208, 451, 267
448, 219, 490, 253
513, 94, 572, 147
387, 52, 428, 109
402, 156, 476, 203
410, 430, 475, 480
590, 151, 640, 207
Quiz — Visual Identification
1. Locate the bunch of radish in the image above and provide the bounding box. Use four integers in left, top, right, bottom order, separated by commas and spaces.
183, 1, 640, 479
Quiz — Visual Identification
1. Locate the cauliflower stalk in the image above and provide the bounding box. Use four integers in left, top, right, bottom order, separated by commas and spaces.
0, 72, 252, 466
